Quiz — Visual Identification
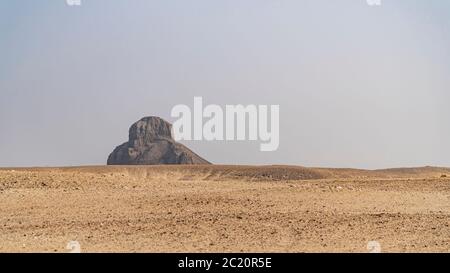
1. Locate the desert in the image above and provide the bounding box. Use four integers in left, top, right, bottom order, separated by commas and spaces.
1, 165, 449, 253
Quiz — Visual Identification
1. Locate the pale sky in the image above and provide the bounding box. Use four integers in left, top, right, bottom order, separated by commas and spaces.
1, 0, 449, 169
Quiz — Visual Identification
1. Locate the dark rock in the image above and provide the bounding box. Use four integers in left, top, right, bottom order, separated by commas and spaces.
107, 116, 210, 165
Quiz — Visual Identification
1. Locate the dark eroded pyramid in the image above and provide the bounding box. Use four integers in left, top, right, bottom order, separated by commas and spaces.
107, 116, 210, 165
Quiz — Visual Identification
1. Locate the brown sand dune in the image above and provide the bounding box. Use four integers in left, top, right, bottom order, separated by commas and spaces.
0, 165, 449, 252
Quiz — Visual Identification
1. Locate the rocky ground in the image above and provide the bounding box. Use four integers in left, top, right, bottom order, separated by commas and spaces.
0, 165, 449, 253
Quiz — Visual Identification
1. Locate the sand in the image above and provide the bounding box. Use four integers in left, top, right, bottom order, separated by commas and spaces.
0, 165, 449, 253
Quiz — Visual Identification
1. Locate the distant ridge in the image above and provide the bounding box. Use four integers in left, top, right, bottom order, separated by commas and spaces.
6, 165, 448, 182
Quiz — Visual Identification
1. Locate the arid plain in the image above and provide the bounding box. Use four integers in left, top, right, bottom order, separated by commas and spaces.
1, 165, 449, 253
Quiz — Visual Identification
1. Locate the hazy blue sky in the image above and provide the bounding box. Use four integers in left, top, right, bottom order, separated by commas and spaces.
1, 0, 449, 168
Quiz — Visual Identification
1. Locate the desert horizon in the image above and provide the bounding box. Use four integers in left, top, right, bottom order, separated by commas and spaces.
2, 164, 450, 173
1, 164, 449, 253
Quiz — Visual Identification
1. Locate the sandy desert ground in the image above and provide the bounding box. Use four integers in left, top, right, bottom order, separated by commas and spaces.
0, 165, 449, 253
